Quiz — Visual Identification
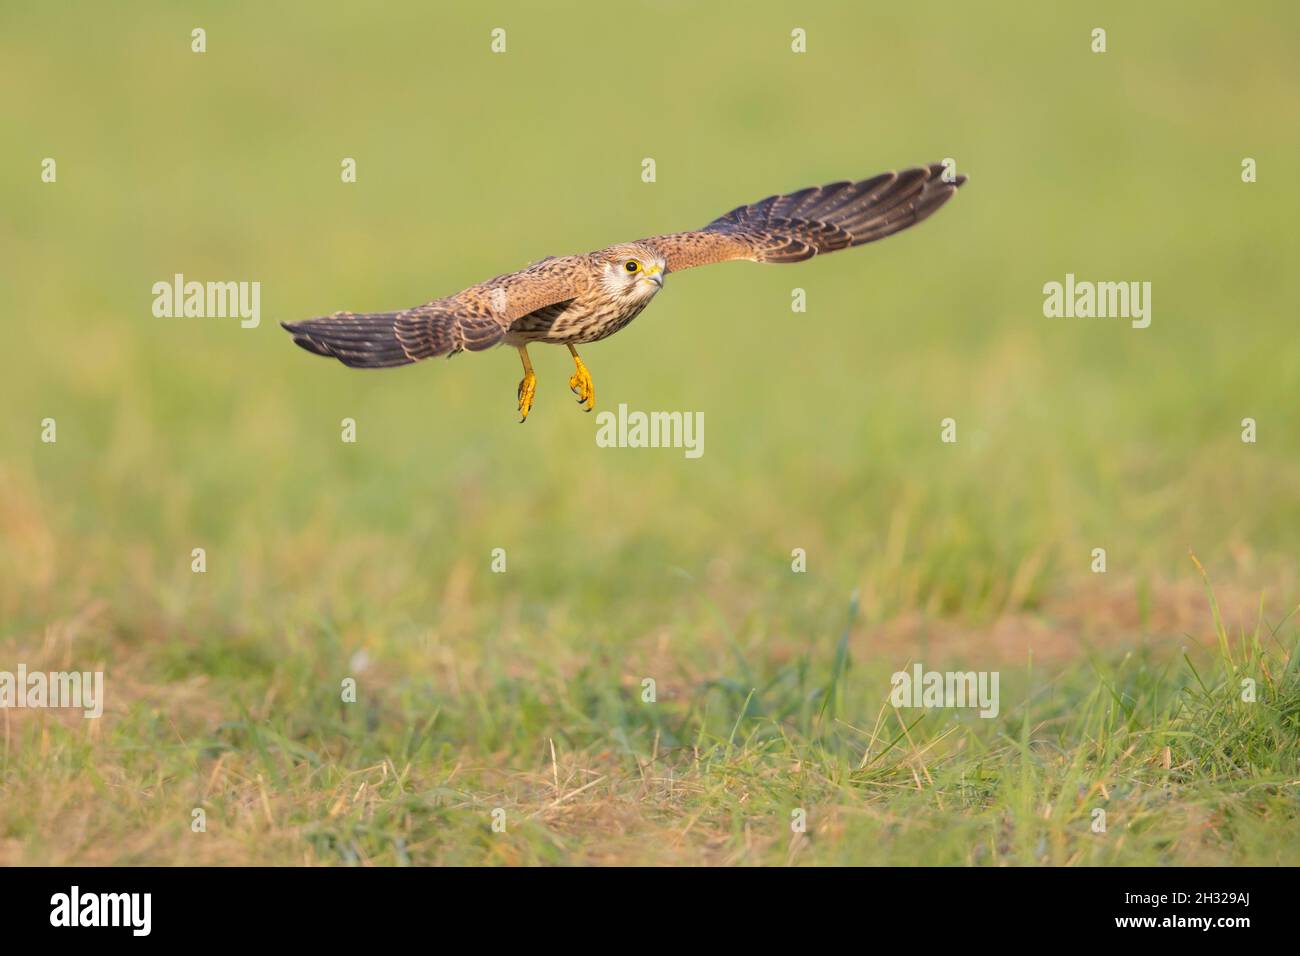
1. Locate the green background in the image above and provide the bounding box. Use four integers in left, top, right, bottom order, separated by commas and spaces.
1, 2, 1296, 864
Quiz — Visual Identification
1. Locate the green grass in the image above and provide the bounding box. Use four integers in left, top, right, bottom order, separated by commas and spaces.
3, 568, 1296, 865
1, 1, 1298, 864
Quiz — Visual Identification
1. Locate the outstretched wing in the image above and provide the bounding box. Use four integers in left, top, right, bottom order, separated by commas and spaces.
282, 255, 589, 368
645, 163, 966, 272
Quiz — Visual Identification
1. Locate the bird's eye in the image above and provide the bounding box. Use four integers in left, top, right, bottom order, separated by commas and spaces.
624, 260, 640, 273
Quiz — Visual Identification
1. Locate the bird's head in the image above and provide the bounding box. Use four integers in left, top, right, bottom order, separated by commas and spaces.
598, 242, 666, 302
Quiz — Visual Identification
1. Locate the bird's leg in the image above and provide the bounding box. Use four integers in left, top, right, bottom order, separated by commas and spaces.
516, 345, 537, 422
567, 345, 595, 412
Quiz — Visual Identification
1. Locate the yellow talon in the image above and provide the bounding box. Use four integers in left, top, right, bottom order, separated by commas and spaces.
517, 371, 537, 421
516, 346, 537, 422
568, 346, 595, 412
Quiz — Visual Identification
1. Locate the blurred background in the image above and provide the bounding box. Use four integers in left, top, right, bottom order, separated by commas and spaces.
1, 2, 1297, 864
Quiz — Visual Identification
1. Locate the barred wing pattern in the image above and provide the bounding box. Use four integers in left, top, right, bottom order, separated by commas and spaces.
646, 163, 965, 272
284, 163, 967, 370
282, 255, 589, 368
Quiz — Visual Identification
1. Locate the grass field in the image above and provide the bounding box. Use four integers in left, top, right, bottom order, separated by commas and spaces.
2, 2, 1298, 865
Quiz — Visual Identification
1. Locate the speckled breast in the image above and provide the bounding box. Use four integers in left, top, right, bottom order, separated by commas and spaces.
510, 298, 652, 345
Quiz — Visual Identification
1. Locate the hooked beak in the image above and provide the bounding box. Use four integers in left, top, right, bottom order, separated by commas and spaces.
640, 263, 664, 288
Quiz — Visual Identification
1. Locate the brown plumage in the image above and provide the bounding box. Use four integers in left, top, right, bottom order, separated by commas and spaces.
282, 162, 967, 419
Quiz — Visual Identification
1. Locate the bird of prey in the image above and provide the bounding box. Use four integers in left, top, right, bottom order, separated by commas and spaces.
282, 162, 967, 421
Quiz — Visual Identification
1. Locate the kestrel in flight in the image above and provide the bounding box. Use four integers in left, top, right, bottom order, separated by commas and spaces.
282, 162, 967, 421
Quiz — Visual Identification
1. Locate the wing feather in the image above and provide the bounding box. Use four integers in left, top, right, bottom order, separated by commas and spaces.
282, 255, 588, 367
645, 163, 966, 273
